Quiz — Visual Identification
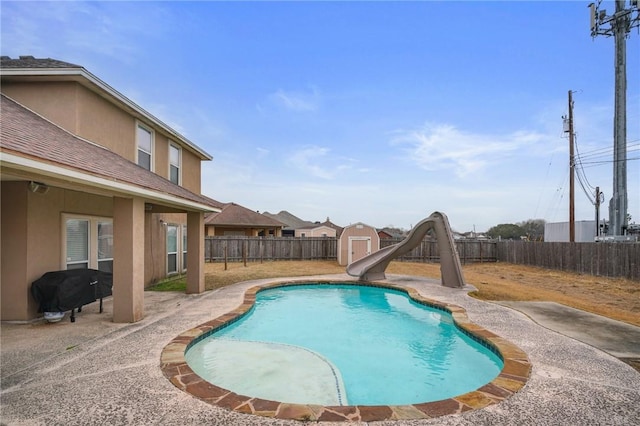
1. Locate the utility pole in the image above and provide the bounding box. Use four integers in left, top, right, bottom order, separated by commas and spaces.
590, 0, 640, 236
568, 91, 576, 242
595, 186, 602, 237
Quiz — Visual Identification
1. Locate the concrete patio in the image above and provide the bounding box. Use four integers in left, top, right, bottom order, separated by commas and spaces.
1, 274, 639, 425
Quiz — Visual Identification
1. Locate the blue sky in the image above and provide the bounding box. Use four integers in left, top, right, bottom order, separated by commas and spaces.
2, 1, 638, 232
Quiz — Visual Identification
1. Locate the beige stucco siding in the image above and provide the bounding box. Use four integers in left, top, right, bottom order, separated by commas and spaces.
155, 133, 169, 178
76, 87, 135, 160
113, 196, 145, 322
181, 149, 202, 193
0, 182, 116, 320
144, 212, 189, 287
27, 186, 65, 292
2, 82, 79, 133
1, 182, 31, 320
59, 188, 114, 217
295, 226, 336, 238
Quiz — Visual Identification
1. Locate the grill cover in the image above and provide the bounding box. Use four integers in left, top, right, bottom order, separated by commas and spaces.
31, 269, 113, 313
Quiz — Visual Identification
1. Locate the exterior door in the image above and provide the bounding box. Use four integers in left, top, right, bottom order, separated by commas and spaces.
348, 237, 371, 264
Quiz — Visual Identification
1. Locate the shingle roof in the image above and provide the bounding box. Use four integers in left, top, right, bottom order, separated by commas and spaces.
0, 56, 81, 69
262, 210, 315, 229
204, 203, 285, 227
321, 218, 344, 235
0, 95, 220, 211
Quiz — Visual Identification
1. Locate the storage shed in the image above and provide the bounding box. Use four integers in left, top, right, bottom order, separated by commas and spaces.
338, 222, 380, 266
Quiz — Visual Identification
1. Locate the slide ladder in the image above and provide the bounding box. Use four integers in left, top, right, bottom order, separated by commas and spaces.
346, 211, 465, 288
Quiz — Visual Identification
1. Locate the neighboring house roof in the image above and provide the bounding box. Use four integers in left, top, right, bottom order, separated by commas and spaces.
0, 56, 212, 161
205, 203, 285, 227
320, 218, 343, 236
262, 210, 315, 229
297, 224, 330, 230
378, 228, 404, 239
0, 95, 220, 212
199, 194, 226, 211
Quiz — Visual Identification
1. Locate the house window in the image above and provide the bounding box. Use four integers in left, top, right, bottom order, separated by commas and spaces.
66, 219, 89, 269
64, 215, 113, 272
97, 221, 114, 273
169, 144, 181, 185
182, 225, 187, 272
167, 224, 178, 274
137, 124, 153, 171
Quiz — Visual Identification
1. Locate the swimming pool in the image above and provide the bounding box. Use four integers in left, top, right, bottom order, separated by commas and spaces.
185, 284, 503, 406
161, 280, 531, 422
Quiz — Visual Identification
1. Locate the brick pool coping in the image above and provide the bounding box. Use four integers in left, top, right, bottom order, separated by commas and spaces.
160, 280, 531, 422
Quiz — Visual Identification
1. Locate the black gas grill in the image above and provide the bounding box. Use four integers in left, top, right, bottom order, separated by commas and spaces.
31, 269, 113, 322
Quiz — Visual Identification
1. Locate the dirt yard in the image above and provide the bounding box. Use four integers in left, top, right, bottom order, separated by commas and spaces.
203, 260, 639, 327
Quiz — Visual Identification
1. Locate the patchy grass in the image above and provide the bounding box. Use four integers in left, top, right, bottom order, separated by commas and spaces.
148, 260, 639, 327
390, 261, 640, 326
148, 275, 187, 292
204, 260, 344, 291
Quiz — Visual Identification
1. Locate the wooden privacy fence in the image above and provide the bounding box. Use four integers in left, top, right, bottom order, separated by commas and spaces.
496, 240, 640, 280
380, 238, 497, 264
204, 237, 638, 280
205, 236, 337, 262
205, 236, 497, 264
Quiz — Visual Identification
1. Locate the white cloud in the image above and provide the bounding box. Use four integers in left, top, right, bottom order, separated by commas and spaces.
288, 146, 335, 179
390, 123, 547, 177
269, 87, 320, 112
284, 146, 366, 180
0, 2, 170, 63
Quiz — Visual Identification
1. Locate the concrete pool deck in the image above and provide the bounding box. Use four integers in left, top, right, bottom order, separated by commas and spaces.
2, 273, 639, 425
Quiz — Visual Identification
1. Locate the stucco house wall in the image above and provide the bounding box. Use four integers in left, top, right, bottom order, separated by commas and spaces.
294, 225, 337, 238
1, 183, 115, 320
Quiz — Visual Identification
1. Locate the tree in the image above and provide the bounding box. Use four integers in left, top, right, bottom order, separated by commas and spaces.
517, 219, 546, 241
486, 223, 525, 240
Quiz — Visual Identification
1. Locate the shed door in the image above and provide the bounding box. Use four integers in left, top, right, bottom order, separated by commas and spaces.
349, 237, 371, 264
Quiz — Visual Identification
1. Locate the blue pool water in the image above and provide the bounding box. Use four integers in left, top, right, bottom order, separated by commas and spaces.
186, 284, 503, 406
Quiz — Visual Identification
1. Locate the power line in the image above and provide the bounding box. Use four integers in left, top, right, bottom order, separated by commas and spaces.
574, 134, 596, 191
576, 141, 640, 161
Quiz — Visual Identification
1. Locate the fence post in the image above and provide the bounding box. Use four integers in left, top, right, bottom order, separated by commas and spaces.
224, 244, 228, 271
461, 241, 466, 265
243, 239, 247, 267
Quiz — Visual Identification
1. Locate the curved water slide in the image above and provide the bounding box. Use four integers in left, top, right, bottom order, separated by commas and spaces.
346, 211, 465, 288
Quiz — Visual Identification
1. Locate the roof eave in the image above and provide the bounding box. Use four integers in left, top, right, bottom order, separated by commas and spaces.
1, 151, 219, 213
